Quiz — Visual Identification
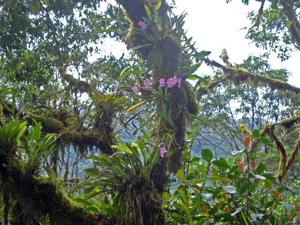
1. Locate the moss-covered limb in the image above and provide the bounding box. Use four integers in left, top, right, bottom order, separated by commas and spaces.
251, 115, 300, 152
28, 113, 113, 154
199, 58, 300, 98
60, 130, 113, 154
280, 0, 300, 49
63, 75, 122, 154
268, 127, 288, 182
0, 101, 114, 154
226, 68, 300, 93
5, 165, 107, 225
40, 118, 113, 154
285, 137, 300, 176
251, 115, 300, 181
276, 115, 300, 129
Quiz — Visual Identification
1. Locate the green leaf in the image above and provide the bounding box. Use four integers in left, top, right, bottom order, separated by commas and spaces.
186, 74, 200, 81
85, 168, 99, 177
155, 0, 162, 10
83, 186, 96, 195
17, 122, 27, 139
213, 158, 229, 170
264, 179, 273, 190
86, 205, 100, 213
162, 192, 170, 201
252, 129, 260, 138
73, 198, 92, 207
126, 101, 146, 114
263, 173, 276, 182
255, 162, 265, 174
202, 149, 213, 162
261, 137, 273, 147
144, 5, 151, 18
186, 63, 201, 74
119, 68, 132, 80
177, 169, 185, 181
111, 144, 132, 154
141, 129, 150, 142
195, 50, 211, 59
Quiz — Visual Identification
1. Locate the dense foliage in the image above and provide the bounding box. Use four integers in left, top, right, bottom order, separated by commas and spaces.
0, 0, 299, 224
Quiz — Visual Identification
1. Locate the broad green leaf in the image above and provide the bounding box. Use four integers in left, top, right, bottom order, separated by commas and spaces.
195, 50, 211, 59
85, 168, 99, 177
155, 0, 162, 10
111, 144, 132, 154
73, 198, 92, 207
213, 158, 229, 170
186, 63, 201, 74
83, 186, 96, 195
144, 5, 151, 18
261, 137, 273, 147
202, 149, 213, 162
141, 129, 150, 142
126, 101, 146, 114
119, 68, 131, 80
255, 162, 265, 174
86, 206, 100, 213
177, 169, 185, 181
186, 74, 200, 81
252, 129, 260, 138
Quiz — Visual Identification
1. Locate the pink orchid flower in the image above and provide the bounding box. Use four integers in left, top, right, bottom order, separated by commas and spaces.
144, 79, 152, 89
138, 20, 147, 30
132, 85, 140, 94
159, 78, 166, 87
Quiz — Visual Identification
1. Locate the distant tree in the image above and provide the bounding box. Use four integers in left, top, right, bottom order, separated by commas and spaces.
197, 54, 299, 155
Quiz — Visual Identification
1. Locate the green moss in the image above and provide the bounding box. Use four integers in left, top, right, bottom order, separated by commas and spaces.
45, 118, 65, 132
278, 115, 300, 129
158, 35, 181, 76
183, 82, 198, 115
7, 169, 101, 225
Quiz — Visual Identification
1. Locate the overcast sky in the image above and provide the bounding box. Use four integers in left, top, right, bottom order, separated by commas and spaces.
173, 0, 300, 87
101, 0, 300, 87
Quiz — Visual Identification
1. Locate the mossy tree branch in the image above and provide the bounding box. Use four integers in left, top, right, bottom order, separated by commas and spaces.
60, 70, 117, 155
0, 127, 107, 225
0, 101, 114, 154
268, 126, 288, 182
2, 163, 106, 225
251, 115, 300, 182
285, 137, 300, 175
198, 58, 300, 98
